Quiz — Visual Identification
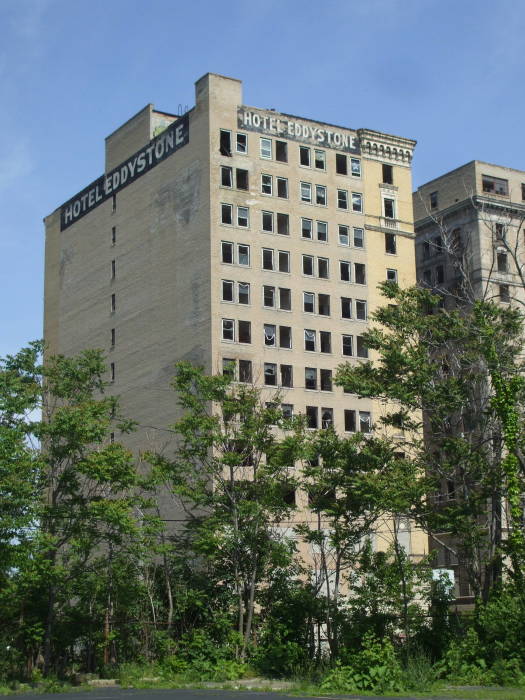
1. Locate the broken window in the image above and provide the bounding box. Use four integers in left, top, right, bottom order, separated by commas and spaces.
317, 258, 329, 279
342, 334, 353, 356
320, 331, 331, 353
320, 369, 332, 392
264, 324, 276, 347
351, 158, 361, 177
359, 411, 371, 433
277, 213, 289, 235
238, 320, 251, 343
262, 248, 274, 270
279, 287, 291, 310
385, 231, 397, 253
304, 329, 316, 352
384, 198, 395, 220
222, 279, 234, 302
300, 146, 311, 166
280, 364, 293, 387
355, 263, 366, 285
277, 177, 288, 198
221, 241, 233, 263
303, 255, 314, 276
482, 175, 509, 195
221, 203, 233, 225
239, 359, 252, 382
344, 409, 356, 432
500, 284, 510, 302
303, 292, 315, 313
263, 285, 275, 307
302, 218, 313, 239
262, 211, 273, 232
497, 251, 508, 272
321, 408, 333, 429
238, 244, 250, 266
356, 300, 367, 320
341, 297, 352, 319
314, 149, 326, 169
222, 318, 234, 341
220, 129, 232, 156
495, 223, 505, 239
318, 294, 330, 316
278, 250, 290, 272
221, 166, 232, 187
279, 325, 292, 349
236, 169, 248, 190
264, 363, 277, 386
238, 282, 250, 305
236, 133, 247, 154
382, 163, 393, 184
352, 192, 363, 212
336, 153, 347, 175
306, 406, 318, 429
356, 335, 368, 358
305, 367, 317, 390
275, 140, 287, 162
315, 184, 327, 206
340, 261, 351, 282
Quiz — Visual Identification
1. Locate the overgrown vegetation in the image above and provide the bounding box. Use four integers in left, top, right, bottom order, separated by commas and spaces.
2, 278, 525, 693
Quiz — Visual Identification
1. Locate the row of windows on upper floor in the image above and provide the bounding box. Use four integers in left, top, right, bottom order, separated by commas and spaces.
429, 178, 525, 210
221, 280, 369, 320
219, 129, 396, 186
221, 241, 375, 284
220, 319, 368, 358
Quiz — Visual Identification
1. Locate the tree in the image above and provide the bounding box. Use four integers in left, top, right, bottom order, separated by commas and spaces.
147, 362, 304, 659
336, 282, 525, 601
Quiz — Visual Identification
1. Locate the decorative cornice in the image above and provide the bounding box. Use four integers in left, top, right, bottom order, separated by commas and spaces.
358, 128, 416, 165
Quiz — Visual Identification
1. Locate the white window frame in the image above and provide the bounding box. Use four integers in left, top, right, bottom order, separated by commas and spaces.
300, 181, 312, 203
353, 227, 364, 248
303, 291, 315, 313
301, 217, 313, 239
338, 225, 349, 246
263, 285, 276, 308
261, 173, 273, 195
315, 184, 327, 206
351, 158, 361, 177
221, 279, 234, 302
302, 254, 314, 276
264, 324, 277, 347
222, 318, 235, 342
237, 243, 250, 266
314, 149, 326, 170
221, 203, 233, 225
277, 176, 288, 199
352, 192, 363, 212
262, 248, 274, 271
304, 329, 317, 352
355, 299, 367, 320
337, 189, 348, 210
299, 146, 311, 167
237, 206, 249, 228
238, 282, 250, 305
236, 132, 248, 154
340, 260, 351, 282
220, 165, 233, 188
262, 210, 274, 232
260, 137, 272, 159
316, 220, 328, 242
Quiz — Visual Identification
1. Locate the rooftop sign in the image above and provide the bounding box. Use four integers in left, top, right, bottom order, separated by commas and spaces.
238, 108, 359, 154
60, 114, 189, 231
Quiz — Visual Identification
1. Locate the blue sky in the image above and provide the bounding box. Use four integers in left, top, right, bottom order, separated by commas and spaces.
1, 0, 524, 358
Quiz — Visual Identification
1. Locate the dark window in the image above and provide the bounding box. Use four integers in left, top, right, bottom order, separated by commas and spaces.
238, 244, 250, 266
281, 404, 293, 419
306, 406, 318, 429
303, 292, 315, 313
482, 175, 509, 196
497, 251, 508, 272
318, 293, 330, 316
236, 133, 247, 154
221, 241, 233, 263
111, 293, 116, 313
354, 228, 364, 247
304, 329, 316, 351
355, 300, 367, 320
384, 199, 395, 219
341, 297, 352, 319
238, 282, 250, 305
110, 362, 115, 382
221, 166, 232, 187
220, 129, 232, 156
300, 146, 311, 166
382, 163, 393, 184
222, 279, 234, 301
305, 367, 317, 390
112, 194, 117, 212
111, 226, 116, 245
430, 191, 438, 209
318, 258, 329, 279
277, 177, 288, 198
262, 248, 274, 270
342, 335, 353, 356
500, 284, 510, 302
336, 153, 348, 175
436, 265, 445, 284
423, 241, 431, 259
277, 213, 289, 235
279, 325, 292, 349
344, 409, 356, 432
111, 259, 116, 279
522, 183, 525, 201
355, 263, 366, 285
321, 408, 333, 429
386, 268, 397, 282
275, 140, 288, 162
239, 359, 252, 382
236, 169, 249, 190
356, 336, 368, 358
238, 320, 251, 343
303, 255, 314, 276
280, 364, 293, 387
320, 369, 332, 392
279, 287, 291, 310
278, 251, 290, 272
221, 203, 233, 224
385, 232, 396, 254
302, 218, 313, 239
264, 363, 277, 386
320, 331, 331, 353
495, 223, 505, 239
263, 285, 275, 307
262, 211, 273, 232
111, 328, 115, 347
337, 189, 348, 209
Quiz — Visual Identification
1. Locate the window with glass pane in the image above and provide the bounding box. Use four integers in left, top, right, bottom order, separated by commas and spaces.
277, 213, 289, 235
221, 203, 233, 224
318, 293, 330, 316
277, 177, 288, 198
359, 411, 371, 433
355, 300, 367, 320
262, 211, 273, 232
356, 335, 368, 358
280, 364, 293, 387
303, 255, 314, 275
260, 138, 272, 159
317, 221, 327, 241
221, 241, 233, 263
305, 367, 317, 390
237, 207, 249, 227
302, 218, 313, 239
278, 251, 290, 272
222, 319, 234, 341
339, 225, 349, 245
222, 280, 234, 302
264, 324, 276, 346
236, 133, 247, 154
239, 359, 252, 382
306, 406, 318, 429
340, 261, 351, 282
344, 409, 356, 432
351, 158, 361, 177
320, 369, 332, 391
320, 331, 331, 353
341, 297, 352, 319
281, 404, 293, 418
321, 408, 333, 429
238, 282, 250, 305
352, 193, 363, 212
304, 329, 316, 351
303, 292, 315, 313
353, 227, 364, 248
318, 258, 329, 279
316, 185, 327, 205
279, 287, 291, 310
238, 244, 250, 266
301, 182, 312, 202
384, 199, 395, 220
223, 358, 235, 377
264, 363, 277, 386
263, 285, 275, 307
355, 263, 366, 285
221, 166, 232, 187
314, 150, 325, 169
261, 174, 272, 194
262, 248, 274, 270
338, 189, 348, 209
342, 334, 353, 356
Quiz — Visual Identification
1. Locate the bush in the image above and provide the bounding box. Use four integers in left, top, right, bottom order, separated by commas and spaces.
321, 632, 403, 694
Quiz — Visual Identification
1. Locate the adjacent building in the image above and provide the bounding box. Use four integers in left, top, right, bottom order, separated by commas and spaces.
44, 72, 426, 556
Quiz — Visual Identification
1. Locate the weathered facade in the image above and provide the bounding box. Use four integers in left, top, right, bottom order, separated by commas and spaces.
44, 72, 426, 557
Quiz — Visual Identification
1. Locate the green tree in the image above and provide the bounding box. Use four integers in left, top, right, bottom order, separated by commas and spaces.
336, 282, 525, 601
